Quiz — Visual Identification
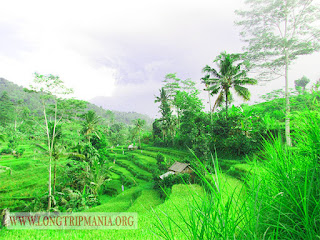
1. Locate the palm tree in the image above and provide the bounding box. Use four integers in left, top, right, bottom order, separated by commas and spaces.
155, 88, 173, 143
201, 74, 213, 122
81, 110, 100, 143
202, 52, 257, 118
133, 119, 146, 149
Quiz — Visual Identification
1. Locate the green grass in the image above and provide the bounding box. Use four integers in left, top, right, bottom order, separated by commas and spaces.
0, 184, 202, 240
128, 189, 163, 213
117, 160, 153, 180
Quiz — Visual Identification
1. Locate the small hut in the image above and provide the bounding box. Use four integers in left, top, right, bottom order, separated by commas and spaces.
168, 162, 193, 174
160, 161, 193, 180
128, 144, 138, 151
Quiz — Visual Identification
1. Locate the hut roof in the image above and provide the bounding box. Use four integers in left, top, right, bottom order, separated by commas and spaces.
159, 171, 175, 180
168, 162, 190, 173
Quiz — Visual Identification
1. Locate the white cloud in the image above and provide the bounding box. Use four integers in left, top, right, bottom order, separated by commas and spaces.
0, 0, 319, 116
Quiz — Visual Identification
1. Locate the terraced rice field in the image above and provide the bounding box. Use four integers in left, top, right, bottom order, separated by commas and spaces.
0, 144, 251, 239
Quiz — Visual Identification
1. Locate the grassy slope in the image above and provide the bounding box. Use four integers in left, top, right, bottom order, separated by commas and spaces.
1, 184, 202, 240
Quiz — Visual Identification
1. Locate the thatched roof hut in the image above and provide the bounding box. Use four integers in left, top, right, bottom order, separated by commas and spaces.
128, 144, 138, 151
168, 162, 192, 174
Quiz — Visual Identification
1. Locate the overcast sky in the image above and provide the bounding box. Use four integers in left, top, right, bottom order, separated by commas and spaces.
1, 0, 319, 117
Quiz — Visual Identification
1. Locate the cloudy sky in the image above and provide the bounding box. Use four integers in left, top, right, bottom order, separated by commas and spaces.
1, 0, 319, 117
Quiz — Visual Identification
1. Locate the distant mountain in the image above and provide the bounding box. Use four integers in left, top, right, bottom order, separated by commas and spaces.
0, 78, 153, 126
90, 93, 158, 119
87, 102, 154, 126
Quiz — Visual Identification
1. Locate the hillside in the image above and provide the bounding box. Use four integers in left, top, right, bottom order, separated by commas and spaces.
0, 78, 153, 126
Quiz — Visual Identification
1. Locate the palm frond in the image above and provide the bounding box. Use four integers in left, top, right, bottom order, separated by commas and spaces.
234, 77, 257, 85
202, 65, 221, 78
234, 85, 251, 101
213, 91, 224, 110
207, 85, 221, 94
34, 143, 48, 152
0, 134, 5, 142
66, 152, 86, 160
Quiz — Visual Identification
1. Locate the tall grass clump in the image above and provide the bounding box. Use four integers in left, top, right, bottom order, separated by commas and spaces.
252, 109, 320, 239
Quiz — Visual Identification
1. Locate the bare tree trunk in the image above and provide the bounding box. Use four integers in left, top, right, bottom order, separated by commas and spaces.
138, 130, 141, 150
208, 92, 212, 123
53, 157, 57, 195
284, 1, 292, 147
43, 104, 52, 211
48, 157, 52, 210
285, 51, 291, 146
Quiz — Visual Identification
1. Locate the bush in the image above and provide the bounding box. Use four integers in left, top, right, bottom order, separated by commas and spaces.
0, 148, 12, 155
13, 147, 25, 158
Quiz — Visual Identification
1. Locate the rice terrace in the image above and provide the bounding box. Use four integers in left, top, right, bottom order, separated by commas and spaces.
1, 0, 320, 239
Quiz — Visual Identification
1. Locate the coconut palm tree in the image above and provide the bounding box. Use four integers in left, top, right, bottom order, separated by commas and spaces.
81, 110, 101, 143
133, 119, 146, 149
155, 88, 173, 143
201, 74, 213, 122
202, 52, 257, 118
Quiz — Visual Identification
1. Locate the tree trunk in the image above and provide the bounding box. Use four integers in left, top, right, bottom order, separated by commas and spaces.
53, 157, 57, 195
225, 89, 228, 119
138, 130, 141, 149
43, 104, 52, 211
48, 155, 52, 210
284, 1, 292, 147
208, 92, 212, 123
285, 51, 291, 146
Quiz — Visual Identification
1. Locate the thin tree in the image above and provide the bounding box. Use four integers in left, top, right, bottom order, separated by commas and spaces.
202, 52, 257, 119
30, 73, 72, 210
236, 0, 320, 146
201, 74, 213, 122
133, 118, 146, 150
155, 88, 173, 143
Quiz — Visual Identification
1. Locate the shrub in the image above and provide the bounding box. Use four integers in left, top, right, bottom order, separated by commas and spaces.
13, 147, 25, 158
0, 148, 12, 155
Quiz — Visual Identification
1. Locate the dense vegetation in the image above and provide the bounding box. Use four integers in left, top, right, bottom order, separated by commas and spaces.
1, 67, 320, 239
1, 1, 320, 239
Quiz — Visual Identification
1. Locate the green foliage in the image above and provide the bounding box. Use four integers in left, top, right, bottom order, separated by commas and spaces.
202, 52, 257, 117
295, 75, 310, 93
0, 137, 25, 158
155, 87, 173, 144
108, 122, 128, 146
236, 0, 320, 146
236, 0, 320, 79
81, 110, 101, 143
0, 91, 15, 127
156, 153, 166, 171
248, 109, 320, 239
132, 118, 146, 148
